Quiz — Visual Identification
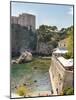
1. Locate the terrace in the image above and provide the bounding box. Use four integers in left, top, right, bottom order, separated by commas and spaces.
52, 47, 73, 71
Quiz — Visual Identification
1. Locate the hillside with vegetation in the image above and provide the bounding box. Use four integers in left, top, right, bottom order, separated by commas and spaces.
11, 24, 73, 56
36, 25, 73, 55
66, 26, 73, 58
63, 26, 73, 59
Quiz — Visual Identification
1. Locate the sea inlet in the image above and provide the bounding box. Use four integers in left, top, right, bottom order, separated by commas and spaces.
11, 57, 52, 98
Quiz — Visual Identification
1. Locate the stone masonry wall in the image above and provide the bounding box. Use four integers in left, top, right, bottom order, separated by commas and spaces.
49, 55, 73, 95
11, 13, 35, 32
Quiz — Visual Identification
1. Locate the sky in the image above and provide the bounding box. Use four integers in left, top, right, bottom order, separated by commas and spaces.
11, 2, 73, 30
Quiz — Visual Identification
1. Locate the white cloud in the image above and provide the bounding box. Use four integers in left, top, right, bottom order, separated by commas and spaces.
68, 7, 73, 15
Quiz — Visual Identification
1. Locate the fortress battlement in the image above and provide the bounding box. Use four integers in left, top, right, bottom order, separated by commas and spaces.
11, 13, 36, 32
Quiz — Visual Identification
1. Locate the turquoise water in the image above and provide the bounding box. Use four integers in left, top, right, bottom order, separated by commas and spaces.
11, 58, 52, 96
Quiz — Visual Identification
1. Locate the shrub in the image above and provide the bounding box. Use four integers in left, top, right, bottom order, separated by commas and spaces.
62, 87, 74, 95
16, 85, 28, 96
66, 88, 74, 95
63, 53, 71, 59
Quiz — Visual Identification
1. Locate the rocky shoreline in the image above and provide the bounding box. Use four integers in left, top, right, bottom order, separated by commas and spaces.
11, 51, 32, 64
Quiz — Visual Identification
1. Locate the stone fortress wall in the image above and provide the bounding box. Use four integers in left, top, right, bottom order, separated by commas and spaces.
49, 39, 73, 95
11, 13, 36, 55
58, 39, 67, 49
49, 55, 73, 95
11, 13, 35, 32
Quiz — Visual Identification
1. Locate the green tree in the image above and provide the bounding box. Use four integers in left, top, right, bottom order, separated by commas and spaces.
17, 85, 29, 96
51, 26, 58, 31
66, 27, 73, 58
62, 87, 74, 95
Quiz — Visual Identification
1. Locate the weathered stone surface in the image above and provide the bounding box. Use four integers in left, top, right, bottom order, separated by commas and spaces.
36, 42, 53, 55
49, 54, 73, 95
11, 60, 17, 64
16, 51, 32, 64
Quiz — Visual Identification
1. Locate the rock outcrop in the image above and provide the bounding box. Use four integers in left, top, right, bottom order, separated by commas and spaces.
12, 51, 32, 64
11, 60, 17, 64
